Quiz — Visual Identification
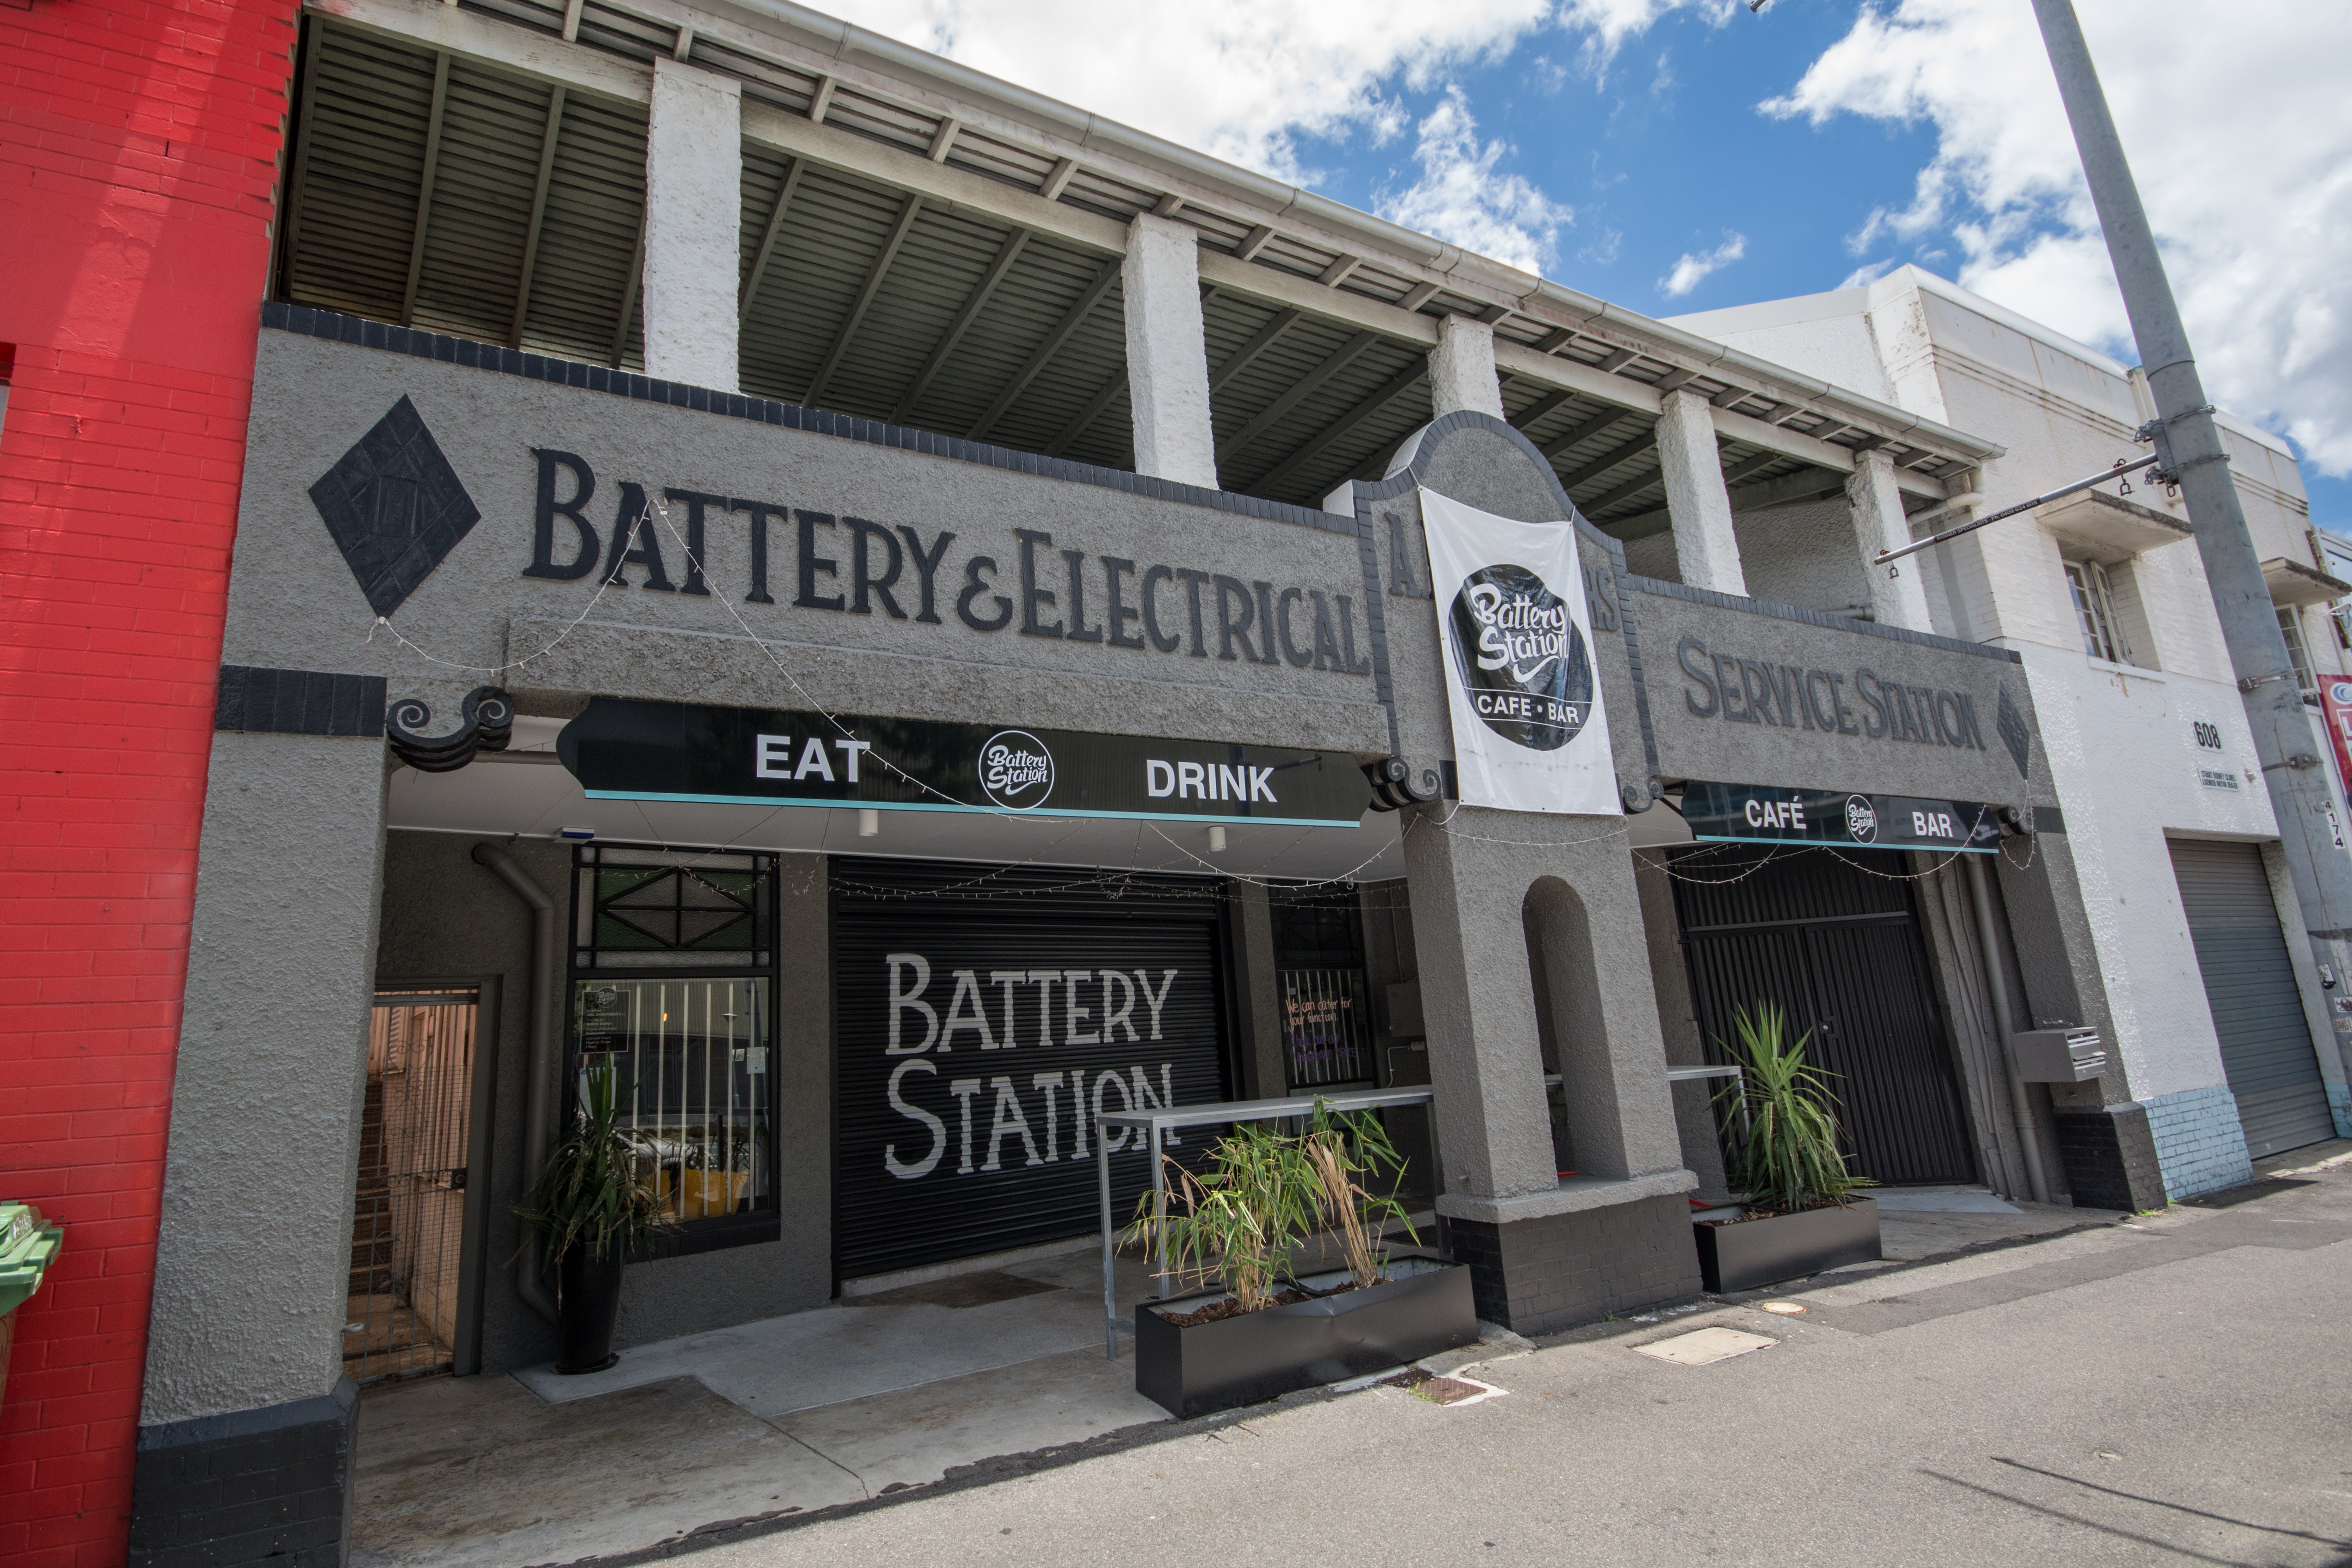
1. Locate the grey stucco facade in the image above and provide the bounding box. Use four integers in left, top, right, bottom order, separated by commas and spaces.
139, 310, 2124, 1560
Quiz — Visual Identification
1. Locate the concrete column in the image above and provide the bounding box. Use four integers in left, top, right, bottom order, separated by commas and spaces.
132, 729, 389, 1558
1848, 448, 1934, 631
1428, 315, 1504, 420
1400, 804, 1699, 1331
643, 59, 742, 392
145, 731, 390, 1429
1225, 880, 1286, 1099
1120, 214, 1217, 489
1653, 387, 1747, 595
1400, 805, 1569, 1206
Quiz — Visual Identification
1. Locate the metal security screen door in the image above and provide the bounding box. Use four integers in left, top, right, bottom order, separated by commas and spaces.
1671, 845, 1977, 1187
2167, 839, 2336, 1158
1271, 885, 1375, 1091
347, 992, 476, 1384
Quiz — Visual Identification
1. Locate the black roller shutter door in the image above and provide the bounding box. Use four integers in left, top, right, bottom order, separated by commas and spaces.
2167, 839, 2335, 1159
832, 858, 1232, 1282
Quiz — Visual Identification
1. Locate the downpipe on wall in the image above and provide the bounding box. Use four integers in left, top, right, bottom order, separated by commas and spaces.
1966, 855, 2051, 1205
472, 842, 561, 1323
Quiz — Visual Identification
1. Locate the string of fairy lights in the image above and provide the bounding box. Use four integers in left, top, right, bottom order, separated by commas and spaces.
368, 492, 2052, 900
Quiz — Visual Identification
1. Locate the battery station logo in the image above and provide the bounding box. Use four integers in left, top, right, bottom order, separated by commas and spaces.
1447, 564, 1594, 752
1845, 794, 1879, 843
978, 730, 1055, 810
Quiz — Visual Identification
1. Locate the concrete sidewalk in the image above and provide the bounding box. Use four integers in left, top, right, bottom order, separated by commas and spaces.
670, 1147, 2352, 1568
348, 1163, 2335, 1566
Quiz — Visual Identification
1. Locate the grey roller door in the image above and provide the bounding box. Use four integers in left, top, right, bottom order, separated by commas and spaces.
832, 858, 1233, 1282
2167, 839, 2335, 1159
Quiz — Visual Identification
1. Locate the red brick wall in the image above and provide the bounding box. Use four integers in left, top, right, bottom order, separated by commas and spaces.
0, 3, 297, 1562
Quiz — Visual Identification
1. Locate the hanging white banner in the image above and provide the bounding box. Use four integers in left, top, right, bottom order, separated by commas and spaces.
1420, 487, 1619, 815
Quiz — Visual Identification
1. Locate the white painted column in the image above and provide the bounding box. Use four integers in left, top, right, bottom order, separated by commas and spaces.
1428, 314, 1504, 419
1848, 448, 1934, 631
1653, 387, 1747, 595
643, 59, 742, 392
1120, 214, 1217, 489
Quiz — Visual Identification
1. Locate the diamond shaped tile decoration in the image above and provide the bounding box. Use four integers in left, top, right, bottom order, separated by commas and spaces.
1996, 683, 2032, 779
308, 396, 480, 616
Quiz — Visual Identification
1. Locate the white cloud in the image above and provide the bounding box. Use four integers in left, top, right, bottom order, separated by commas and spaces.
1659, 231, 1747, 297
1838, 258, 1898, 290
823, 0, 1560, 180
1763, 0, 2352, 477
1554, 0, 1737, 80
1374, 88, 1574, 275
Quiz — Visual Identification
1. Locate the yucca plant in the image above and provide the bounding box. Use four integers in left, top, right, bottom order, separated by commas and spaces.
1714, 1002, 1873, 1213
515, 1057, 670, 1262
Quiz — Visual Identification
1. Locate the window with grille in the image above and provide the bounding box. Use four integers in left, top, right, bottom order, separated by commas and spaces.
2277, 605, 2319, 704
2064, 560, 2132, 664
570, 847, 780, 1253
1270, 884, 1375, 1091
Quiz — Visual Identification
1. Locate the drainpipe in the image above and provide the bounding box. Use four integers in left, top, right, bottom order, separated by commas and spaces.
1965, 856, 2051, 1205
473, 842, 561, 1323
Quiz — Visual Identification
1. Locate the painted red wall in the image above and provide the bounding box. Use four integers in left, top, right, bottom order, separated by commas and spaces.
0, 2, 296, 1562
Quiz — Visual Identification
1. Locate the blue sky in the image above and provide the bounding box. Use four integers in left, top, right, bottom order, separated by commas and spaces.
1296, 2, 1944, 316
842, 0, 2351, 534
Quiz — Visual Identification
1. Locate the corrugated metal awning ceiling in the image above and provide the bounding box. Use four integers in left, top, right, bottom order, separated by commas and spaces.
278, 16, 1850, 519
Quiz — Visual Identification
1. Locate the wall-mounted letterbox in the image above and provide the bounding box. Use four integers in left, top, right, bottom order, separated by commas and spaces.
2011, 1026, 2107, 1082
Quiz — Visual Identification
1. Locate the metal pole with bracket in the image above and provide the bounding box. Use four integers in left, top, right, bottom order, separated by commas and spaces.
2033, 0, 2352, 1095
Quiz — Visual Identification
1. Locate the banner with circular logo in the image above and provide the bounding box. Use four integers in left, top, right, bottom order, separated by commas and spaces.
1419, 487, 1619, 814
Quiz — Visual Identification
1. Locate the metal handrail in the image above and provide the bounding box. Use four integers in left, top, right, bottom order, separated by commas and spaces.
1090, 1067, 1747, 1359
1093, 1077, 1591, 1359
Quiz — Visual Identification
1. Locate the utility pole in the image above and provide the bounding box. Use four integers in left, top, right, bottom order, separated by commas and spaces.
2031, 0, 2352, 1088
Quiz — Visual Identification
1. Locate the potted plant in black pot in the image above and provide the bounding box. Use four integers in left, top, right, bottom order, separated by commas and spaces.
516, 1057, 668, 1374
1695, 1003, 1880, 1293
1127, 1103, 1476, 1418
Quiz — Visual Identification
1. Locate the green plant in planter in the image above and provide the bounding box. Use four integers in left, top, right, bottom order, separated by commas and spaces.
1300, 1102, 1416, 1289
1714, 1003, 1874, 1213
515, 1057, 670, 1262
1125, 1102, 1417, 1309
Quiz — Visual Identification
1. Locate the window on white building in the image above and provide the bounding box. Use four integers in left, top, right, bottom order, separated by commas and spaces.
2065, 560, 2133, 664
2277, 604, 2319, 704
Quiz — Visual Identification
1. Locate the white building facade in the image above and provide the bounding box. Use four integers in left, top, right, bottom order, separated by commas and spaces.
1674, 266, 2352, 1198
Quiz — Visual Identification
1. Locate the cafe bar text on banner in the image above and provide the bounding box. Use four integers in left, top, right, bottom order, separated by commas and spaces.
1419, 487, 1618, 815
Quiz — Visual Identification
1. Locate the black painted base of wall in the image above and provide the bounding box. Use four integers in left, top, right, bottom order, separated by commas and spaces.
1448, 1192, 1704, 1335
2053, 1103, 2166, 1213
130, 1378, 359, 1568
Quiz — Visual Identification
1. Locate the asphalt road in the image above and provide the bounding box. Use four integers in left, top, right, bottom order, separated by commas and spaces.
668, 1159, 2352, 1568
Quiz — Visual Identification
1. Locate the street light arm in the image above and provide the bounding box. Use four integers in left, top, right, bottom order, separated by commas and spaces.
1872, 455, 2158, 568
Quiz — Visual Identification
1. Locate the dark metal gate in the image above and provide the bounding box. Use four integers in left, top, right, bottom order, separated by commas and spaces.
346, 991, 477, 1384
1671, 845, 1977, 1187
831, 859, 1233, 1282
2167, 839, 2335, 1158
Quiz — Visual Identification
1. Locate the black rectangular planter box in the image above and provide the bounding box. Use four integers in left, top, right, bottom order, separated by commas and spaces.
1694, 1198, 1881, 1293
1134, 1258, 1477, 1418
